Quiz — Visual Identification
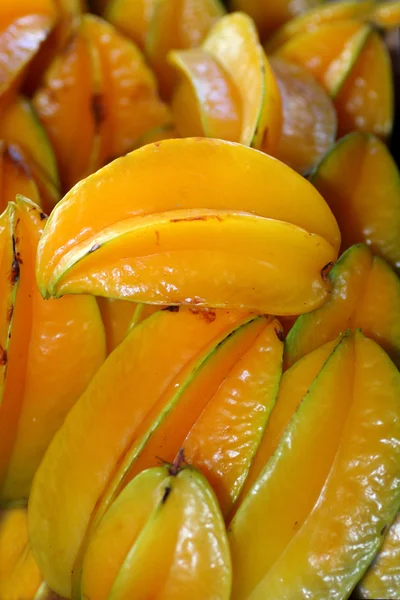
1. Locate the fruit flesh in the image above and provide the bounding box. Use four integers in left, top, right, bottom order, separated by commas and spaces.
310, 132, 400, 272
203, 12, 282, 152
46, 209, 336, 316
105, 0, 156, 49
334, 29, 393, 138
0, 197, 106, 503
169, 48, 242, 141
229, 334, 355, 599
285, 244, 400, 369
36, 138, 341, 295
81, 466, 232, 600
270, 57, 336, 174
28, 307, 248, 598
246, 334, 400, 599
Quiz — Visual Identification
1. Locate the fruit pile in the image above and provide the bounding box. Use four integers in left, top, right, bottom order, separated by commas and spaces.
1, 0, 400, 599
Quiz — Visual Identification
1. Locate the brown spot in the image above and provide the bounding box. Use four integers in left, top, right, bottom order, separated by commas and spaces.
171, 215, 208, 223
161, 486, 171, 504
91, 94, 106, 127
381, 525, 388, 536
168, 448, 186, 476
154, 141, 161, 148
189, 307, 216, 323
11, 236, 20, 285
0, 346, 7, 366
39, 211, 48, 221
155, 230, 160, 245
16, 252, 23, 265
321, 262, 334, 282
275, 326, 285, 342
88, 243, 101, 254
163, 306, 179, 312
7, 305, 14, 322
261, 128, 269, 149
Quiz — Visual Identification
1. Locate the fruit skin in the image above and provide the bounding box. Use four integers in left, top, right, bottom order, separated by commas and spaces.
0, 196, 106, 504
36, 138, 340, 309
285, 244, 400, 369
270, 57, 336, 174
80, 463, 231, 600
229, 332, 400, 599
28, 307, 249, 598
355, 511, 400, 599
310, 132, 400, 272
203, 12, 282, 153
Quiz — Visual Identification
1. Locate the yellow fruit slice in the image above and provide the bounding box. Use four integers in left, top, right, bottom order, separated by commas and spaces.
169, 48, 242, 141
28, 307, 249, 598
370, 0, 400, 28
0, 197, 105, 504
36, 138, 340, 313
270, 57, 336, 174
310, 132, 400, 272
230, 332, 400, 599
104, 0, 156, 49
285, 244, 400, 369
81, 465, 231, 600
203, 12, 282, 152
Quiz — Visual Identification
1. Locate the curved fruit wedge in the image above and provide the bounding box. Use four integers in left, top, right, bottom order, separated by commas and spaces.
266, 1, 375, 52
81, 464, 231, 600
45, 208, 336, 316
355, 512, 400, 599
83, 15, 170, 160
181, 317, 283, 516
310, 132, 400, 272
231, 336, 339, 518
0, 196, 105, 504
285, 244, 400, 369
36, 138, 340, 314
203, 12, 282, 152
0, 0, 57, 112
169, 48, 242, 141
28, 307, 249, 598
270, 57, 336, 174
229, 332, 400, 599
230, 0, 322, 41
145, 0, 225, 98
334, 28, 393, 138
370, 1, 400, 28
104, 0, 156, 50
0, 96, 59, 192
0, 144, 41, 212
274, 20, 370, 97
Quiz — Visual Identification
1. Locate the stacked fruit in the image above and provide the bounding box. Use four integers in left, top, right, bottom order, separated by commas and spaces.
1, 0, 400, 599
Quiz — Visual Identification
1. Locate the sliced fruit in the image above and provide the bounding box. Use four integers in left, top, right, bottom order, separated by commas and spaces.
0, 196, 106, 504
36, 138, 340, 314
80, 464, 231, 600
203, 12, 282, 152
355, 512, 400, 599
28, 307, 249, 598
229, 332, 400, 599
231, 0, 322, 41
104, 0, 156, 49
310, 132, 400, 272
145, 0, 225, 98
270, 57, 336, 174
274, 20, 371, 97
0, 144, 41, 212
0, 1, 57, 112
169, 48, 242, 141
231, 336, 339, 518
334, 28, 393, 138
285, 244, 400, 369
266, 1, 375, 52
181, 317, 283, 515
82, 15, 170, 160
97, 298, 138, 354
33, 19, 101, 191
370, 1, 400, 29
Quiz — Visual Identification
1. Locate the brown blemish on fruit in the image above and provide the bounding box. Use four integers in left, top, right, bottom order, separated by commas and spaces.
11, 236, 20, 285
91, 94, 106, 126
7, 305, 14, 322
189, 307, 216, 323
16, 252, 23, 265
163, 306, 180, 312
321, 262, 334, 282
0, 346, 7, 366
155, 230, 160, 245
168, 448, 186, 476
39, 211, 48, 221
161, 486, 172, 504
275, 326, 285, 342
261, 128, 269, 149
171, 215, 222, 223
88, 243, 101, 254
